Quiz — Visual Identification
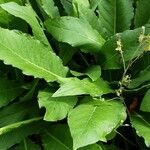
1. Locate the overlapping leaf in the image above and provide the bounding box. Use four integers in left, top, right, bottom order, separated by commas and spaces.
0, 28, 68, 82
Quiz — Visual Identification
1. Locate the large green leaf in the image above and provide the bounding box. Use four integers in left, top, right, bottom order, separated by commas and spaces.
140, 89, 150, 112
0, 28, 68, 82
68, 100, 126, 150
0, 78, 24, 107
131, 114, 150, 148
45, 16, 105, 53
135, 0, 150, 27
98, 0, 133, 37
53, 78, 112, 97
0, 117, 43, 150
38, 89, 77, 121
0, 2, 50, 46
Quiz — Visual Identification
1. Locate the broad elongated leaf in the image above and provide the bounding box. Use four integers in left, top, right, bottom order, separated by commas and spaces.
135, 0, 150, 27
131, 114, 150, 148
0, 28, 68, 82
45, 16, 105, 53
68, 100, 126, 150
36, 0, 60, 19
38, 89, 77, 121
0, 78, 24, 107
140, 89, 150, 112
98, 0, 133, 36
0, 2, 50, 46
0, 117, 43, 150
53, 78, 112, 97
16, 138, 41, 150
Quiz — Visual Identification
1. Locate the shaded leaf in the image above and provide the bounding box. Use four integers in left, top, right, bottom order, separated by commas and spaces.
135, 0, 150, 27
0, 78, 24, 107
0, 117, 43, 150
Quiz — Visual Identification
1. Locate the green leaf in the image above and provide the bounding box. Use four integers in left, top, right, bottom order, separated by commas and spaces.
45, 16, 105, 53
38, 89, 77, 121
0, 117, 43, 150
0, 28, 68, 82
98, 0, 133, 36
0, 2, 50, 46
140, 89, 150, 112
135, 0, 150, 27
53, 78, 112, 97
16, 138, 41, 150
0, 78, 24, 107
68, 100, 127, 150
36, 0, 60, 19
131, 114, 150, 148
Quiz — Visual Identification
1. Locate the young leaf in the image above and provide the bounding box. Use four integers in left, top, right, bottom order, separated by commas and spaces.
36, 0, 60, 19
0, 78, 24, 107
98, 0, 133, 36
0, 28, 68, 82
60, 0, 73, 15
0, 117, 43, 150
53, 78, 112, 97
45, 16, 105, 53
140, 89, 150, 112
68, 100, 127, 150
135, 0, 150, 27
131, 114, 150, 148
0, 2, 50, 46
38, 89, 77, 121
